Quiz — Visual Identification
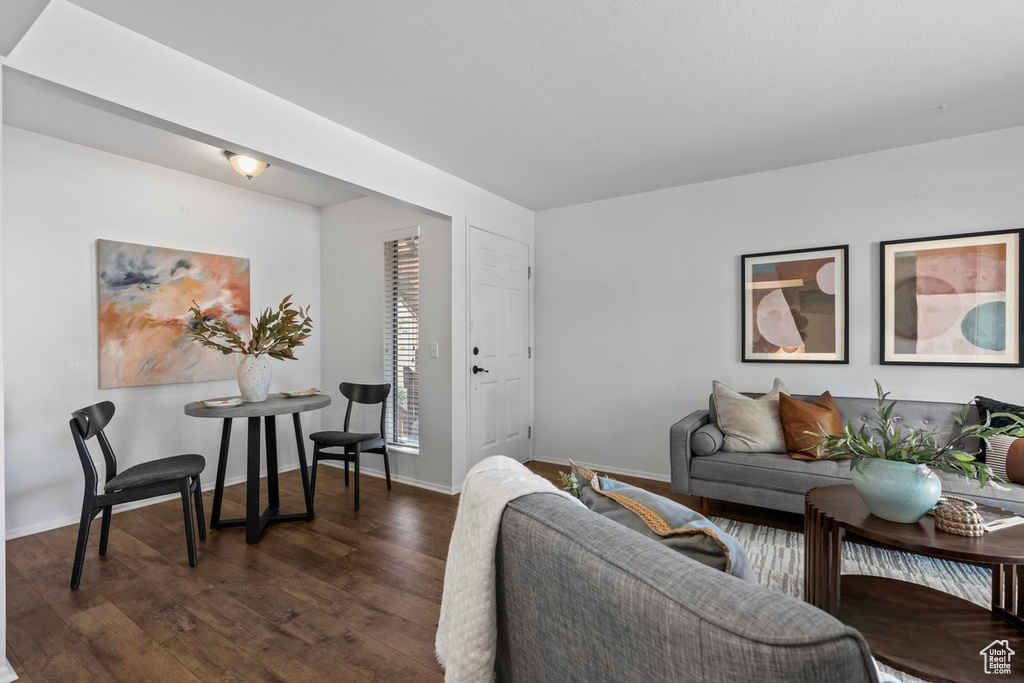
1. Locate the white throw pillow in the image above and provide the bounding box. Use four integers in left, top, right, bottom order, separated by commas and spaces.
712, 378, 788, 453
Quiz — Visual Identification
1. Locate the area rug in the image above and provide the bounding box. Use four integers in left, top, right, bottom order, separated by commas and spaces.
711, 517, 991, 683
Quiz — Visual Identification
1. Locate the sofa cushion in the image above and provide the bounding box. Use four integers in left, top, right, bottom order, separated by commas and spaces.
712, 378, 788, 453
689, 449, 1024, 512
691, 450, 855, 495
932, 473, 1024, 512
780, 391, 844, 460
571, 462, 753, 580
691, 423, 725, 456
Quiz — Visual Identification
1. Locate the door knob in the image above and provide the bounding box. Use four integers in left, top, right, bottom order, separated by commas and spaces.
472, 365, 489, 374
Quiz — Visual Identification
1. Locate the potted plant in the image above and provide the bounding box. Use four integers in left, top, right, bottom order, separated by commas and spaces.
813, 381, 1016, 523
185, 295, 313, 402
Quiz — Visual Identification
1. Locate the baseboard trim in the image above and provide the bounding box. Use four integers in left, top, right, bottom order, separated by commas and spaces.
317, 461, 454, 495
529, 456, 670, 484
5, 463, 304, 540
0, 657, 19, 682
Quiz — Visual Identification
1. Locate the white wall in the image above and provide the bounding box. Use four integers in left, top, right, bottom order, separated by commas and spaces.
4, 0, 536, 494
320, 197, 453, 490
2, 126, 323, 537
535, 126, 1024, 481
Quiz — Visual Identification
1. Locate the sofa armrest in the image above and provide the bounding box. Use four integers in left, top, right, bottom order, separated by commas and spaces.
670, 409, 710, 496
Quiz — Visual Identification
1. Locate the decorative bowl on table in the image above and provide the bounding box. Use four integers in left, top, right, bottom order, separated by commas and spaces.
279, 388, 322, 398
197, 397, 244, 408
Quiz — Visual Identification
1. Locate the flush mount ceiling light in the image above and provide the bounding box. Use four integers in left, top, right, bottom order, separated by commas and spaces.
223, 150, 270, 179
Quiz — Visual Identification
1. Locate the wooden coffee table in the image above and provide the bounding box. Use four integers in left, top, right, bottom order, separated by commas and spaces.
805, 485, 1024, 683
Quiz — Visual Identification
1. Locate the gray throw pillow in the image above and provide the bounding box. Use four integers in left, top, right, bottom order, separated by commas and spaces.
691, 424, 724, 456
571, 462, 753, 581
712, 378, 788, 453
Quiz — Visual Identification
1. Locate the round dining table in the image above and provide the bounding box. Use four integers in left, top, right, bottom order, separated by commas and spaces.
185, 393, 331, 543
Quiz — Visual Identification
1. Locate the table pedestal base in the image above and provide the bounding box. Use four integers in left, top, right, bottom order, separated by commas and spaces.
209, 413, 314, 543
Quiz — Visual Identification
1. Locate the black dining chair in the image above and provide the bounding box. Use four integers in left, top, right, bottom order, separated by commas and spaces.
68, 401, 206, 589
309, 382, 392, 511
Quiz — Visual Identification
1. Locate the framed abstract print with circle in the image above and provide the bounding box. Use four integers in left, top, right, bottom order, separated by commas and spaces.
880, 229, 1023, 367
741, 245, 849, 363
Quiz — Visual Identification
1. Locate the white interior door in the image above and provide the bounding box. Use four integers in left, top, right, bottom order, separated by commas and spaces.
469, 228, 530, 468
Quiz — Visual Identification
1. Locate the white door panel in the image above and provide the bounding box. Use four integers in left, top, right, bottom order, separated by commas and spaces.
470, 228, 530, 467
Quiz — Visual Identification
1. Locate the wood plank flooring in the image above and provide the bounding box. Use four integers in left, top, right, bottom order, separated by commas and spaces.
6, 460, 795, 681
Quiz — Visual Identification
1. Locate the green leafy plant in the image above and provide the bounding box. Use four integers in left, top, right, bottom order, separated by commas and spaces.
812, 381, 1022, 489
558, 468, 615, 499
558, 471, 581, 498
185, 294, 313, 360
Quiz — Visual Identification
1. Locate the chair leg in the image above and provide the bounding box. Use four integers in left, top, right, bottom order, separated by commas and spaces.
382, 444, 392, 490
344, 459, 350, 487
310, 444, 321, 501
180, 480, 198, 568
98, 506, 112, 556
193, 475, 207, 541
71, 503, 95, 590
353, 445, 361, 511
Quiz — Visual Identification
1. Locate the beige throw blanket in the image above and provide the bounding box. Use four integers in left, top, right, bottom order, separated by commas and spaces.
435, 456, 581, 682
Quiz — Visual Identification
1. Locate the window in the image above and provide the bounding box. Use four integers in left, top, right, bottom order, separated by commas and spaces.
384, 235, 419, 449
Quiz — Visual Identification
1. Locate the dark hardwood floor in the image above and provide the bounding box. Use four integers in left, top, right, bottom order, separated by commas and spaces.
6, 460, 796, 681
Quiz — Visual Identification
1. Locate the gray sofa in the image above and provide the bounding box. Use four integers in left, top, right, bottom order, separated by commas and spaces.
670, 393, 1024, 515
494, 492, 878, 682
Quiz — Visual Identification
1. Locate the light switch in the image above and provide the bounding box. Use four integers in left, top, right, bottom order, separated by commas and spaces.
430, 342, 439, 358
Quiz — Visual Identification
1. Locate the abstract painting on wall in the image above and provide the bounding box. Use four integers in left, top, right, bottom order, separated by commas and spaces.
98, 239, 250, 388
741, 245, 848, 363
881, 229, 1022, 367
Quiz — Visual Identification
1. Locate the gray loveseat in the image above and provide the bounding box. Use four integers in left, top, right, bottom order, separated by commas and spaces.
670, 393, 1024, 515
494, 492, 879, 682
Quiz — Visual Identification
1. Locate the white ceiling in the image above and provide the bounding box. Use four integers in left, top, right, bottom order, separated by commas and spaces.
17, 1, 1024, 210
2, 74, 366, 208
0, 0, 47, 57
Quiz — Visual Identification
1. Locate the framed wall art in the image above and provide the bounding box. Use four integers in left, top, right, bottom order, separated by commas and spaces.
741, 245, 848, 363
98, 239, 251, 388
880, 229, 1023, 367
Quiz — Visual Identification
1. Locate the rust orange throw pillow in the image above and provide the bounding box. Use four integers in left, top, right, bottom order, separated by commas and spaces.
779, 392, 843, 460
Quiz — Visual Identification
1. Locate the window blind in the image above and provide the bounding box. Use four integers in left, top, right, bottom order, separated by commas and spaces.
384, 236, 420, 448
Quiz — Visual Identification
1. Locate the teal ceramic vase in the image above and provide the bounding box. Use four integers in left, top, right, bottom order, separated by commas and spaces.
851, 458, 942, 523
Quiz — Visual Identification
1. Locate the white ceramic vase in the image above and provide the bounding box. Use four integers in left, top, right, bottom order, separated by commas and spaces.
237, 354, 271, 402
